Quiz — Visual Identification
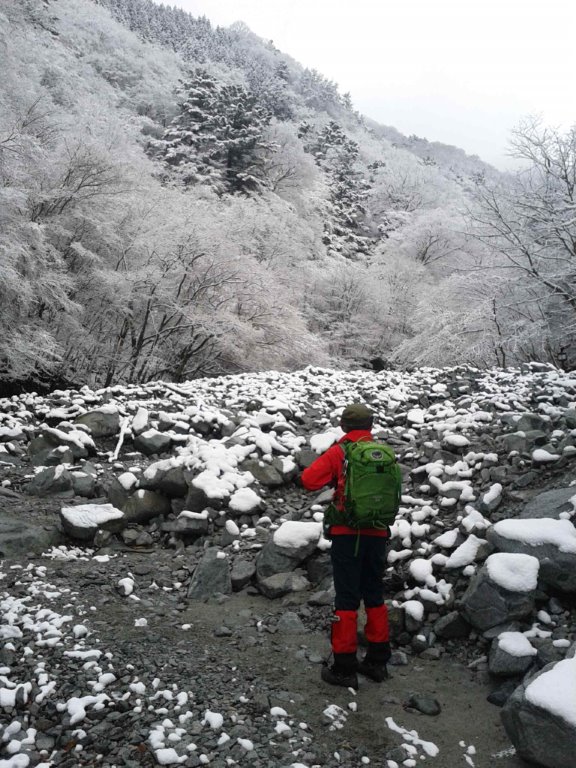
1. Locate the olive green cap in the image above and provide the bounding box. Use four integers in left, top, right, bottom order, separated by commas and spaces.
340, 403, 374, 430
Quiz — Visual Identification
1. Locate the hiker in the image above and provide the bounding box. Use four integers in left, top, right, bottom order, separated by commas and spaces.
301, 403, 401, 689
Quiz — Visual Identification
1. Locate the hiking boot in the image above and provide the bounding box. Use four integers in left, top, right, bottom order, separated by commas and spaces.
358, 641, 391, 683
357, 657, 388, 682
320, 653, 359, 689
321, 663, 359, 689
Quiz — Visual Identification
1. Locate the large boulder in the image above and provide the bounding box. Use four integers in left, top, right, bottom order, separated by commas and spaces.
0, 513, 63, 558
239, 459, 284, 487
24, 466, 74, 497
258, 572, 310, 599
487, 517, 576, 592
38, 427, 96, 460
488, 631, 537, 677
521, 487, 576, 520
501, 648, 576, 768
188, 548, 232, 600
139, 459, 190, 497
460, 553, 539, 631
122, 490, 171, 524
74, 406, 120, 438
255, 521, 322, 581
133, 429, 173, 456
60, 503, 125, 542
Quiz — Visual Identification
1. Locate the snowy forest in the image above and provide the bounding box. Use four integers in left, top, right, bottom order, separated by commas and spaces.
2, 0, 576, 392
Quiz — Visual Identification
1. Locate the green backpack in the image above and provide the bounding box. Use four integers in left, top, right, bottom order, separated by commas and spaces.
329, 441, 402, 529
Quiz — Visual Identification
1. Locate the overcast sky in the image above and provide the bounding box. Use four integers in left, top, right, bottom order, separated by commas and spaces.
158, 0, 575, 170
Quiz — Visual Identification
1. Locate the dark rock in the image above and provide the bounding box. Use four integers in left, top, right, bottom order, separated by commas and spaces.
0, 513, 63, 558
188, 548, 232, 600
133, 429, 173, 456
433, 611, 471, 639
487, 680, 519, 707
123, 490, 171, 524
521, 486, 576, 520
139, 460, 190, 497
239, 459, 284, 487
489, 637, 536, 677
258, 572, 310, 599
231, 559, 256, 591
404, 694, 441, 716
460, 562, 536, 631
501, 656, 576, 768
24, 466, 74, 496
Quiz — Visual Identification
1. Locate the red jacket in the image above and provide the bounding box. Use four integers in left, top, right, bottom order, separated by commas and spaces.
301, 430, 388, 537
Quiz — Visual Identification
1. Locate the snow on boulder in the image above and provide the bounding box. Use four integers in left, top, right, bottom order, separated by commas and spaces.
478, 483, 503, 513
444, 534, 488, 569
502, 651, 576, 768
460, 553, 539, 631
487, 517, 576, 592
489, 631, 538, 677
273, 521, 322, 549
409, 558, 435, 586
228, 487, 262, 513
60, 503, 125, 541
442, 433, 470, 449
532, 448, 560, 463
140, 458, 189, 497
309, 430, 340, 454
407, 409, 425, 425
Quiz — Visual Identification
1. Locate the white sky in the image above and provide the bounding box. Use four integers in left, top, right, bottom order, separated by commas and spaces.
157, 0, 576, 170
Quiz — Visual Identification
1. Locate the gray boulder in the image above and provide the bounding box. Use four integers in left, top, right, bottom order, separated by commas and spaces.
0, 513, 63, 558
27, 435, 74, 467
501, 649, 576, 768
188, 548, 232, 600
487, 518, 576, 593
562, 408, 576, 429
133, 429, 173, 456
70, 471, 97, 498
258, 572, 310, 599
123, 490, 171, 524
276, 611, 308, 634
239, 459, 284, 487
60, 503, 125, 542
514, 413, 550, 432
231, 559, 256, 591
166, 511, 210, 537
521, 487, 576, 520
255, 521, 321, 580
74, 407, 120, 438
39, 427, 96, 459
25, 466, 74, 497
460, 554, 538, 631
139, 459, 190, 497
433, 611, 471, 640
489, 633, 537, 677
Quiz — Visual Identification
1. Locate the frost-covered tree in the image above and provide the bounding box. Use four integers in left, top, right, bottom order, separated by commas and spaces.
469, 118, 576, 367
304, 121, 373, 259
150, 71, 274, 194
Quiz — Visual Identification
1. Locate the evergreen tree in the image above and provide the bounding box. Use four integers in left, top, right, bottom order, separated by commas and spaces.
149, 71, 273, 194
306, 121, 372, 259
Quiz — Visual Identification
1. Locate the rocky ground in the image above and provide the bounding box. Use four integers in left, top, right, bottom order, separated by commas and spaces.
1, 544, 530, 768
2, 364, 576, 767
